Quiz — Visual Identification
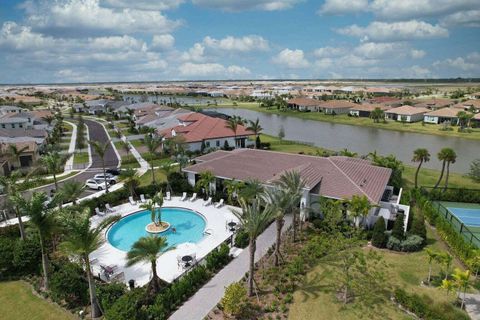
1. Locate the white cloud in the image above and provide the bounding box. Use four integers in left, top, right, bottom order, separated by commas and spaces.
404, 65, 432, 77
273, 49, 309, 68
410, 49, 426, 59
337, 20, 449, 42
319, 0, 369, 15
101, 0, 184, 10
178, 62, 250, 77
191, 0, 303, 11
313, 46, 347, 58
440, 10, 480, 27
181, 43, 206, 62
203, 35, 269, 52
0, 21, 55, 51
24, 0, 181, 36
151, 34, 175, 50
433, 53, 480, 72
353, 42, 403, 59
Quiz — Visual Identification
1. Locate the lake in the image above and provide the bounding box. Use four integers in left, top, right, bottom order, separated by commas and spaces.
123, 94, 226, 106
211, 108, 479, 173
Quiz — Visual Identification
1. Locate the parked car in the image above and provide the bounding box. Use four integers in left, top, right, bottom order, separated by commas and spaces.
106, 168, 121, 176
85, 179, 106, 190
94, 173, 117, 184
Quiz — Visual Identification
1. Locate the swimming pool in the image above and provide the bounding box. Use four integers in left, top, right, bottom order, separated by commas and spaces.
107, 207, 206, 251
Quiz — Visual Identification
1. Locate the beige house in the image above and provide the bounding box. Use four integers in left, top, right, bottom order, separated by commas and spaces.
385, 105, 430, 123
287, 97, 323, 111
424, 108, 461, 124
320, 100, 358, 114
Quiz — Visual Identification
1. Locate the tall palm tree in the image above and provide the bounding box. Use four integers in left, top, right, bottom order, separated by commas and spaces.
0, 171, 29, 239
412, 148, 430, 189
16, 192, 56, 291
239, 178, 264, 203
143, 134, 162, 184
42, 115, 55, 126
41, 151, 66, 192
88, 140, 111, 193
120, 168, 139, 198
231, 198, 274, 296
141, 200, 158, 226
7, 144, 29, 169
60, 210, 119, 319
161, 159, 175, 192
348, 195, 372, 229
425, 248, 438, 284
370, 107, 385, 123
246, 118, 263, 149
275, 171, 305, 242
58, 180, 84, 205
196, 171, 215, 198
225, 116, 243, 148
120, 140, 130, 157
452, 268, 471, 310
126, 235, 169, 296
433, 148, 456, 190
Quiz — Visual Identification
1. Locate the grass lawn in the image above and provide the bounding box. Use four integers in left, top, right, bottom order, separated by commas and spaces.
121, 154, 140, 169
206, 102, 480, 141
130, 139, 144, 148
289, 228, 466, 320
73, 152, 89, 165
0, 281, 76, 320
138, 168, 167, 186
259, 134, 330, 155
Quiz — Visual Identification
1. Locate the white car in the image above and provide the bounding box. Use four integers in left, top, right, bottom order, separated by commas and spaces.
94, 173, 117, 185
85, 179, 106, 190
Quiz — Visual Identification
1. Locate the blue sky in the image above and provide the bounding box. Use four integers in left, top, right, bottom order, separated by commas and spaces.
0, 0, 479, 83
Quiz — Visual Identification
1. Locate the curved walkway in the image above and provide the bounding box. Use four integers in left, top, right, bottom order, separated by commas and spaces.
169, 215, 292, 320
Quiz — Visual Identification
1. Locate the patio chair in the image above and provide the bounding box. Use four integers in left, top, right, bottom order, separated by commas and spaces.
203, 197, 212, 206
180, 192, 187, 201
140, 194, 147, 203
214, 199, 224, 208
189, 193, 197, 202
105, 204, 114, 213
165, 191, 171, 201
128, 196, 136, 205
110, 271, 125, 283
95, 207, 105, 216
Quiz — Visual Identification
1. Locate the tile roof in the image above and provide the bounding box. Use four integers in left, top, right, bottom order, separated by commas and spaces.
425, 108, 461, 117
184, 149, 392, 203
386, 105, 430, 116
0, 140, 37, 153
0, 128, 47, 138
350, 103, 391, 112
319, 100, 358, 109
287, 97, 322, 107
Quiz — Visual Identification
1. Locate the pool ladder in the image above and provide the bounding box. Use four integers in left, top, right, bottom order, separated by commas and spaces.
203, 228, 213, 236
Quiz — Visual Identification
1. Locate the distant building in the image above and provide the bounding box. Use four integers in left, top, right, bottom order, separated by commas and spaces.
349, 104, 391, 117
385, 105, 430, 122
423, 108, 460, 124
320, 100, 358, 115
287, 97, 323, 111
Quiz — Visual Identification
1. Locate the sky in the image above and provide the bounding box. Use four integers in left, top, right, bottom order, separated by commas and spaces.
0, 0, 479, 84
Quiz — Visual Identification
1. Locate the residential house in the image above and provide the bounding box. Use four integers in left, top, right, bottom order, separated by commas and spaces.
0, 105, 27, 114
414, 98, 453, 110
452, 100, 480, 113
158, 113, 254, 151
0, 128, 48, 146
183, 149, 409, 229
287, 97, 323, 111
424, 108, 461, 124
385, 105, 430, 122
468, 92, 480, 100
320, 100, 358, 114
472, 113, 480, 127
349, 104, 391, 117
0, 141, 39, 168
84, 99, 110, 115
0, 112, 34, 129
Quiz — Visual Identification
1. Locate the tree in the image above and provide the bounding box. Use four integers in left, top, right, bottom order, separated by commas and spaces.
58, 180, 84, 205
452, 268, 471, 310
0, 171, 29, 239
371, 217, 388, 248
126, 235, 168, 297
425, 248, 439, 284
433, 148, 456, 190
370, 153, 404, 190
339, 148, 358, 157
225, 116, 243, 148
120, 168, 139, 198
41, 151, 66, 192
370, 107, 384, 123
457, 111, 473, 130
223, 179, 245, 204
89, 139, 111, 193
231, 198, 274, 296
391, 213, 405, 240
42, 115, 55, 126
196, 171, 215, 198
221, 282, 247, 317
120, 140, 130, 157
437, 252, 453, 280
278, 125, 285, 140
239, 178, 264, 203
412, 148, 430, 188
60, 210, 120, 319
468, 159, 480, 183
348, 195, 372, 229
143, 134, 162, 184
161, 159, 175, 192
16, 192, 56, 291
246, 118, 263, 149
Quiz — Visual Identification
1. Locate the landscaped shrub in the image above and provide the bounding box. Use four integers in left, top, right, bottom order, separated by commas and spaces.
50, 261, 89, 309
400, 235, 425, 252
104, 288, 148, 320
234, 228, 249, 248
409, 210, 427, 241
391, 213, 405, 240
206, 243, 231, 272
167, 172, 193, 194
97, 282, 128, 312
0, 224, 21, 239
0, 237, 15, 278
386, 236, 402, 251
220, 282, 247, 317
13, 238, 41, 276
371, 217, 388, 248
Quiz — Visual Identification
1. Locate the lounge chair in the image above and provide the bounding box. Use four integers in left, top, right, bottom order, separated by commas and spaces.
215, 199, 224, 208
140, 194, 147, 203
189, 193, 197, 202
180, 192, 187, 201
203, 197, 212, 206
165, 191, 171, 201
105, 204, 114, 213
128, 196, 136, 205
95, 207, 105, 216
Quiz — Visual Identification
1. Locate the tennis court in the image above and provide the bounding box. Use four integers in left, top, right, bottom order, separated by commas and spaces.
435, 201, 480, 247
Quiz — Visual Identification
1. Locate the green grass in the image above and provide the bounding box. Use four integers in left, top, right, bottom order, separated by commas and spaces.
138, 168, 167, 186
259, 134, 330, 155
0, 281, 76, 320
130, 139, 144, 148
289, 228, 466, 320
73, 152, 89, 164
206, 102, 480, 141
121, 154, 140, 169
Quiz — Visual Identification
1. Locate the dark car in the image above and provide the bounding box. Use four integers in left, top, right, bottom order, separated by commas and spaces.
106, 168, 121, 176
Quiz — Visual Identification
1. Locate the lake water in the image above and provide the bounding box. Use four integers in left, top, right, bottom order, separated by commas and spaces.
211, 108, 479, 173
123, 94, 226, 106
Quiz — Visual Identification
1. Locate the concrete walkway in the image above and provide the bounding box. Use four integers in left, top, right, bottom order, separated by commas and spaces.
63, 120, 77, 172
461, 293, 480, 320
169, 216, 292, 320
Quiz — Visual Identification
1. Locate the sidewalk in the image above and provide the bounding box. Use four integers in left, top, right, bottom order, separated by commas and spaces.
169, 216, 292, 320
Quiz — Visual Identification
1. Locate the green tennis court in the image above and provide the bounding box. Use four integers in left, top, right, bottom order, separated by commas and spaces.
435, 201, 480, 247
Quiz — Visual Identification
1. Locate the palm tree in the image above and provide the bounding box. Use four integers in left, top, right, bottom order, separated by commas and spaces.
231, 198, 274, 296
370, 107, 385, 123
16, 192, 56, 291
223, 179, 245, 204
143, 134, 162, 184
152, 191, 164, 225
264, 188, 291, 266
7, 144, 29, 169
120, 168, 139, 198
443, 149, 457, 191
60, 210, 119, 319
88, 140, 111, 193
161, 159, 175, 192
339, 148, 358, 157
246, 118, 263, 149
225, 116, 243, 148
239, 179, 264, 203
42, 115, 55, 126
0, 171, 29, 239
196, 171, 215, 198
452, 268, 471, 310
348, 195, 373, 229
275, 171, 305, 242
412, 148, 430, 189
41, 151, 66, 192
126, 235, 169, 296
120, 140, 130, 157
433, 148, 456, 190
141, 200, 158, 226
425, 248, 438, 284
58, 180, 84, 205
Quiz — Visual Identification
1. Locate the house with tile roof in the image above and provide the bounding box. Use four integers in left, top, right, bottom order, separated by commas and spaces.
424, 108, 461, 124
287, 97, 323, 111
159, 113, 254, 152
183, 149, 409, 229
349, 103, 391, 117
319, 100, 358, 114
385, 105, 430, 122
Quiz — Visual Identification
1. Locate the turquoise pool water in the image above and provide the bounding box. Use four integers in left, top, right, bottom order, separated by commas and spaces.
107, 207, 206, 251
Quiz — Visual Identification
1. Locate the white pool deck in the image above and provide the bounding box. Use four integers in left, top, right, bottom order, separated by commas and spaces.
89, 196, 240, 287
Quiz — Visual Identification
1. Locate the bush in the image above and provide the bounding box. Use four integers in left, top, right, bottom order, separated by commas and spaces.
50, 261, 89, 309
105, 288, 148, 320
401, 235, 425, 252
0, 224, 21, 239
371, 217, 388, 248
386, 236, 402, 251
391, 213, 405, 240
0, 237, 15, 278
206, 243, 231, 272
221, 282, 247, 317
167, 172, 193, 194
97, 282, 127, 312
409, 210, 426, 241
13, 238, 42, 276
234, 228, 249, 248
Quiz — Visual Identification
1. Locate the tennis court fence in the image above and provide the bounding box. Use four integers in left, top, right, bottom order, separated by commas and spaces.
433, 201, 480, 248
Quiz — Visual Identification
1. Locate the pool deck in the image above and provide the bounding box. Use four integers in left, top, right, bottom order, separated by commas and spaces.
89, 196, 239, 286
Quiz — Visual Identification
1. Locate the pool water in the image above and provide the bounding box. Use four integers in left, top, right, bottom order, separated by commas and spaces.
107, 207, 206, 251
